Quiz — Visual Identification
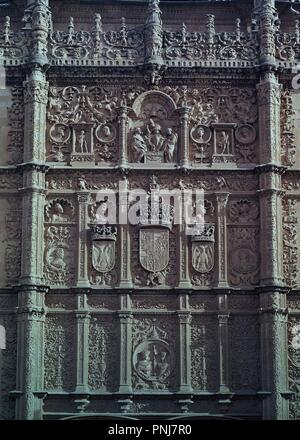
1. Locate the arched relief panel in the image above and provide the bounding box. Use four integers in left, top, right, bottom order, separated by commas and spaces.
128, 90, 179, 165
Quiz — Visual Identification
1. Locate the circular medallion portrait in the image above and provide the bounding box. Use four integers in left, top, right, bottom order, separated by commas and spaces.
95, 123, 116, 143
190, 124, 212, 144
235, 124, 257, 145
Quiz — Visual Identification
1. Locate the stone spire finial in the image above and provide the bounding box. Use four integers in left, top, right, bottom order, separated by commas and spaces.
145, 0, 163, 64
255, 0, 279, 67
22, 0, 51, 66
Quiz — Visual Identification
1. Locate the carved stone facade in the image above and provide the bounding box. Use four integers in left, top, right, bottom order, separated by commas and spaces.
0, 0, 299, 420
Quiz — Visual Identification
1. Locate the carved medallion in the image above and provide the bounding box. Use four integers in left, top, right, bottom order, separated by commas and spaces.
132, 320, 174, 390
235, 124, 256, 145
95, 123, 116, 143
190, 124, 212, 144
133, 340, 171, 387
231, 247, 259, 275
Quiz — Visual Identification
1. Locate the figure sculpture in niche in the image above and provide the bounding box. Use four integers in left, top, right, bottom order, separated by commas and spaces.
163, 128, 177, 162
148, 125, 164, 152
78, 129, 88, 153
218, 131, 231, 155
133, 128, 148, 162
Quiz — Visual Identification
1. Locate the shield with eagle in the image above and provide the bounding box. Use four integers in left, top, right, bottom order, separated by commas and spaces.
92, 240, 115, 273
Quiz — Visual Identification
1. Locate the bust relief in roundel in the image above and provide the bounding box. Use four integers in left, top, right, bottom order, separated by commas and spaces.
132, 91, 177, 120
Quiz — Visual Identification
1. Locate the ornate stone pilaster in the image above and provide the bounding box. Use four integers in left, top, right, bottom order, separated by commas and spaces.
21, 68, 48, 286
23, 69, 49, 164
14, 0, 51, 420
259, 291, 289, 419
76, 192, 90, 287
119, 183, 132, 288
217, 294, 231, 396
145, 0, 163, 65
118, 305, 133, 395
20, 167, 46, 286
178, 295, 192, 394
257, 72, 281, 165
215, 193, 229, 288
178, 107, 191, 169
15, 287, 46, 420
177, 220, 190, 288
74, 293, 90, 396
118, 106, 129, 169
258, 174, 284, 287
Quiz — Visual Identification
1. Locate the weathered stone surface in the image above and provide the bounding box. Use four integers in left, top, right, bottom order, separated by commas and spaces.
0, 0, 299, 420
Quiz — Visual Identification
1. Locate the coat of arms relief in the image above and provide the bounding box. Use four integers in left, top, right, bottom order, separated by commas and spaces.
89, 224, 118, 287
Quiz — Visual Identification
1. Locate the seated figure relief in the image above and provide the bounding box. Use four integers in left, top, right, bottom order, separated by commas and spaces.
131, 118, 178, 164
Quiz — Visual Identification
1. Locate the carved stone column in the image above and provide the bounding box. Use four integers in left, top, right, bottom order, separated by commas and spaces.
20, 166, 47, 286
178, 294, 192, 394
258, 170, 284, 286
15, 0, 51, 419
259, 290, 289, 419
76, 192, 90, 287
179, 107, 191, 169
215, 193, 229, 288
118, 297, 133, 395
217, 294, 231, 396
255, 0, 289, 419
257, 72, 281, 165
177, 222, 190, 288
119, 187, 132, 288
118, 106, 129, 169
74, 293, 90, 398
15, 287, 46, 420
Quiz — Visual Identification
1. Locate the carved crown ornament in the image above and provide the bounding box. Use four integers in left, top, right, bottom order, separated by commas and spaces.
1, 0, 299, 70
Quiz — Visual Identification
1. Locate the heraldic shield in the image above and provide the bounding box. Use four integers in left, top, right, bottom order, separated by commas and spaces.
191, 224, 215, 274
91, 225, 117, 274
139, 227, 169, 273
192, 241, 214, 274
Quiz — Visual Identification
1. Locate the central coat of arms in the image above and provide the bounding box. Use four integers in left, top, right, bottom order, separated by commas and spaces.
139, 227, 169, 274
